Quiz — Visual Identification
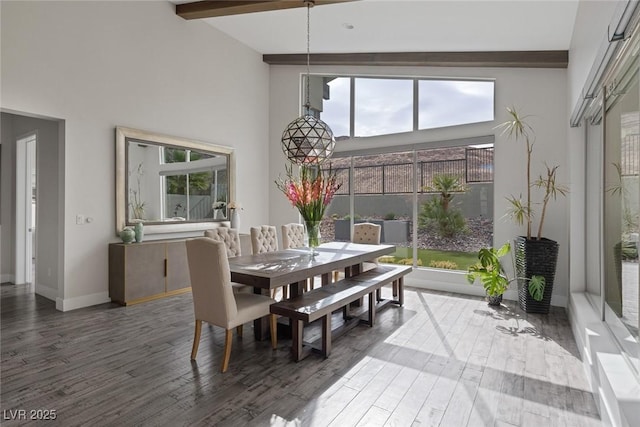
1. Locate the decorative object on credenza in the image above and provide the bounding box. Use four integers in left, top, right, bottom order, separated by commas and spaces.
275, 164, 341, 254
212, 200, 227, 220
280, 0, 335, 165
134, 221, 144, 243
120, 227, 135, 244
228, 201, 242, 230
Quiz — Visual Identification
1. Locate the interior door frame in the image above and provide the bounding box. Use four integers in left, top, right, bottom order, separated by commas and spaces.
15, 131, 36, 285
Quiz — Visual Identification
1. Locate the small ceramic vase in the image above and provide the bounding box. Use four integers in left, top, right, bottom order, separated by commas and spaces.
230, 209, 240, 230
120, 227, 135, 244
134, 222, 144, 243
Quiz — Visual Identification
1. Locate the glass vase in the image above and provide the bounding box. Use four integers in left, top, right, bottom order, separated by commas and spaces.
304, 220, 321, 255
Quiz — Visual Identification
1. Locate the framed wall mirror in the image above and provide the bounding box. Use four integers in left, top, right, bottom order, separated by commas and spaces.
115, 127, 235, 235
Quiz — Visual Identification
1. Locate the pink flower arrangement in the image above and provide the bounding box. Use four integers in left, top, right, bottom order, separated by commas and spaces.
275, 164, 342, 223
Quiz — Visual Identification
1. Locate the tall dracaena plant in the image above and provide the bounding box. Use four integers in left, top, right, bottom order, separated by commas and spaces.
496, 107, 568, 240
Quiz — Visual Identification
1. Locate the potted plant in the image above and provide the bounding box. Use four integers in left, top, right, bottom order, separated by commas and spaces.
497, 107, 568, 313
467, 242, 545, 306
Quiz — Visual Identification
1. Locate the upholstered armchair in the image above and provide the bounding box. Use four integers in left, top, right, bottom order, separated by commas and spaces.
186, 238, 277, 373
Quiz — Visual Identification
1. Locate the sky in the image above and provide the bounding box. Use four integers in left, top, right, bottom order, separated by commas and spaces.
320, 77, 494, 139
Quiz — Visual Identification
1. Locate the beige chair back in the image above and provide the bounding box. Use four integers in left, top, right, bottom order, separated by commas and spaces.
281, 223, 305, 249
186, 238, 238, 329
353, 222, 382, 245
250, 225, 279, 254
204, 227, 242, 257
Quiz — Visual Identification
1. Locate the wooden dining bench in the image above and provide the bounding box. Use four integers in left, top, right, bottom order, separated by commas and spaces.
270, 264, 412, 361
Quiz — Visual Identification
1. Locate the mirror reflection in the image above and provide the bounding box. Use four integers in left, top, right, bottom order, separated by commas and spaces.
116, 127, 235, 234
127, 142, 229, 223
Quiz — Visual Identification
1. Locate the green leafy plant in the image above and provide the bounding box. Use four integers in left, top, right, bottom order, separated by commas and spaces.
429, 260, 458, 270
419, 174, 468, 237
419, 199, 467, 237
423, 174, 467, 212
384, 212, 397, 220
467, 242, 545, 300
496, 107, 568, 240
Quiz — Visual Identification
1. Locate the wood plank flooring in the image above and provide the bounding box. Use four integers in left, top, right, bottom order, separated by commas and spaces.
0, 282, 601, 426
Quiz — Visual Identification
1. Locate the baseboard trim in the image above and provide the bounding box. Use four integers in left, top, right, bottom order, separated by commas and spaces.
1, 274, 15, 283
35, 283, 58, 301
406, 269, 567, 307
56, 292, 110, 312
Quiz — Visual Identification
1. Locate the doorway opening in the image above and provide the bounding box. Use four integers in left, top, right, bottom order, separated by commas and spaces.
15, 132, 37, 286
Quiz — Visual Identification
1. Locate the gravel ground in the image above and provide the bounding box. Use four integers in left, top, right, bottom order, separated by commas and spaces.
321, 217, 493, 253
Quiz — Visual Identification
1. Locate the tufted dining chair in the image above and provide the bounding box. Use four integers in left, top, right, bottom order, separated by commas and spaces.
186, 238, 277, 373
250, 225, 279, 254
250, 225, 286, 299
353, 222, 382, 271
204, 227, 242, 257
204, 227, 249, 292
281, 223, 305, 250
333, 222, 383, 282
353, 222, 382, 245
281, 223, 313, 291
352, 222, 394, 299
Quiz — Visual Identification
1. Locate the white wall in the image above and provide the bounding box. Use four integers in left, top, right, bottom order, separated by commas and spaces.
1, 1, 270, 310
269, 65, 569, 306
1, 117, 16, 283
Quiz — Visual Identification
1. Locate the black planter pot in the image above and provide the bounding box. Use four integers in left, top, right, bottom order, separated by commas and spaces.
486, 294, 503, 306
514, 236, 558, 314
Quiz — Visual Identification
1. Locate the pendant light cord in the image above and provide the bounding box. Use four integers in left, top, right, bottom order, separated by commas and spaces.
305, 0, 312, 114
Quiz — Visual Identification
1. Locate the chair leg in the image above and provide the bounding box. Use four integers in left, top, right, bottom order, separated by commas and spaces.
236, 324, 243, 337
191, 320, 202, 360
221, 329, 233, 373
269, 314, 277, 350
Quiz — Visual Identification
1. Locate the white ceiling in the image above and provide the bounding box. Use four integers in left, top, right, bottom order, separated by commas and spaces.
173, 0, 580, 55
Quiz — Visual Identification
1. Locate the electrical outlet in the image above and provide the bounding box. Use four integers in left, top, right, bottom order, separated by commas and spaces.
76, 214, 84, 225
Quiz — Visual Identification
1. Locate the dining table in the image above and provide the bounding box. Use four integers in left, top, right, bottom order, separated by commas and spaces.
228, 241, 396, 340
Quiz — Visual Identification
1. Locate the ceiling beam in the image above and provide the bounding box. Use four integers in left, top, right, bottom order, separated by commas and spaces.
176, 1, 356, 20
263, 51, 569, 68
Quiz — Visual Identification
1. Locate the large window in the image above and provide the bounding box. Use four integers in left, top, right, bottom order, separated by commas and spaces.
588, 26, 640, 376
321, 139, 494, 272
318, 76, 495, 139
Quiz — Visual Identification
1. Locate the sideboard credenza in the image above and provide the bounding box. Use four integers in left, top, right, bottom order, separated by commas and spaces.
109, 239, 191, 305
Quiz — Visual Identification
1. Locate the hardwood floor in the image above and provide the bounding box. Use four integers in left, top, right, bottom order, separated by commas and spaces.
0, 282, 601, 426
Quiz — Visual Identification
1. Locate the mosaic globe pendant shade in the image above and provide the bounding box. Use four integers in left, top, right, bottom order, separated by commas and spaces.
281, 114, 335, 165
280, 0, 335, 165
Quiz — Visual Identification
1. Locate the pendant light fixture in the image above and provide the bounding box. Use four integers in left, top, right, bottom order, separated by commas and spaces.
281, 0, 335, 165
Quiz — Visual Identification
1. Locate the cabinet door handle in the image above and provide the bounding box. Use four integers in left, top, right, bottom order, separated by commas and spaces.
164, 259, 168, 277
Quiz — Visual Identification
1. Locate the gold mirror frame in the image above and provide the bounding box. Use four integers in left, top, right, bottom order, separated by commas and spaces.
115, 126, 235, 235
